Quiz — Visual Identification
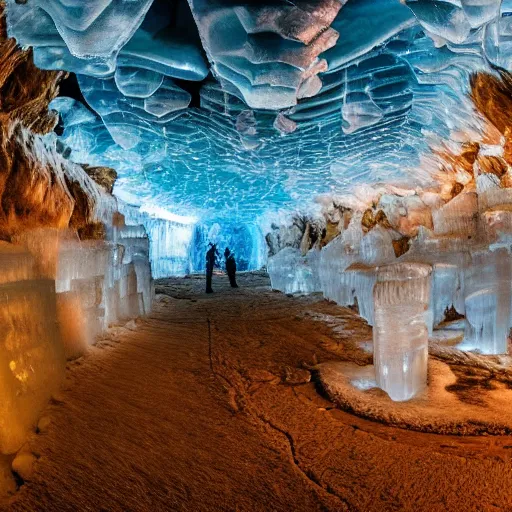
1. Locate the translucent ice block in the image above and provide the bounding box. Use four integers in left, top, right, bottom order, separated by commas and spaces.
332, 264, 377, 325
373, 263, 432, 401
267, 247, 321, 295
54, 238, 152, 350
431, 263, 465, 327
133, 255, 153, 315
0, 242, 35, 285
56, 240, 112, 293
0, 279, 65, 454
432, 192, 478, 237
463, 249, 512, 354
12, 228, 76, 280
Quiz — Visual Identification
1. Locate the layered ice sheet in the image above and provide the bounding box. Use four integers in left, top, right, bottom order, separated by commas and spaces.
7, 0, 510, 219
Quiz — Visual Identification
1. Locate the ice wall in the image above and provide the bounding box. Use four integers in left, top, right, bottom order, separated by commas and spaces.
0, 11, 156, 493
267, 248, 321, 295
120, 203, 195, 278
463, 249, 512, 355
54, 226, 154, 358
119, 203, 267, 278
431, 263, 465, 327
0, 243, 65, 455
191, 222, 266, 274
0, 223, 154, 470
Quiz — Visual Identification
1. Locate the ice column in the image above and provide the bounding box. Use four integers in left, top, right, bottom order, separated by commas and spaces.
373, 263, 432, 401
463, 248, 512, 354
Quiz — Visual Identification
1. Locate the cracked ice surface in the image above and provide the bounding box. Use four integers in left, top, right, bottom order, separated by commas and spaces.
6, 0, 511, 221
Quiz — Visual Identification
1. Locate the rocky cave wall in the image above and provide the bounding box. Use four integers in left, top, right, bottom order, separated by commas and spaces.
0, 4, 154, 496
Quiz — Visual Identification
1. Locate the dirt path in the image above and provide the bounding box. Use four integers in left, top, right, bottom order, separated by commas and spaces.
5, 272, 512, 511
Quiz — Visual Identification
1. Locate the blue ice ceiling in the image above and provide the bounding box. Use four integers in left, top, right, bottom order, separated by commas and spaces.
6, 0, 512, 221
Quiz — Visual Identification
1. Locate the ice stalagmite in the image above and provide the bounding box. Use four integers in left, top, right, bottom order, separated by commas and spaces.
463, 248, 512, 354
373, 263, 432, 402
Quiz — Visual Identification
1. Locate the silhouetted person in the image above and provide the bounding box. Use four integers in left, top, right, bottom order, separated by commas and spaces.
224, 247, 238, 288
205, 243, 219, 293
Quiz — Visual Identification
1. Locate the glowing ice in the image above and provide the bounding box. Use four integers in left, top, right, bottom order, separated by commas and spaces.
0, 245, 64, 454
463, 249, 512, 354
373, 263, 432, 402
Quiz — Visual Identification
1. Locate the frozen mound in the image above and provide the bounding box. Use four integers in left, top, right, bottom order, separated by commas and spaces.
5, 0, 512, 221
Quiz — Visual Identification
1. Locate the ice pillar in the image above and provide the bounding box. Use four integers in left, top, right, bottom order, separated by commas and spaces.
373, 263, 432, 401
431, 263, 465, 327
464, 249, 512, 354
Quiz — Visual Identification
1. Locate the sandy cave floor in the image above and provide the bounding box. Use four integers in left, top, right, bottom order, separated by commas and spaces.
4, 272, 512, 511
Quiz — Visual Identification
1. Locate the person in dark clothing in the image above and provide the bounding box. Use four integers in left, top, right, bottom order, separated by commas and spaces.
224, 247, 238, 288
205, 243, 219, 293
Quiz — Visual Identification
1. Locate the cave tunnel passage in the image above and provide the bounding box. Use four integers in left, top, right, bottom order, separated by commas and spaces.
7, 273, 512, 512
4, 0, 512, 510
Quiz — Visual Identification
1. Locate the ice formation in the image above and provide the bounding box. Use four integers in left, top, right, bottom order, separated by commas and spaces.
267, 248, 321, 295
0, 244, 64, 455
0, 225, 154, 458
120, 203, 266, 277
7, 0, 512, 408
0, 19, 155, 473
55, 228, 154, 358
463, 249, 512, 354
6, 0, 509, 221
373, 263, 431, 402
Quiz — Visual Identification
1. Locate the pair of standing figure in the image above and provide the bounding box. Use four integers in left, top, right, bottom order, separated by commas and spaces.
205, 244, 238, 293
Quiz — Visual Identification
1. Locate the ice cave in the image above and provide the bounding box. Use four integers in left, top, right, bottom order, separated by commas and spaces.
3, 0, 512, 510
